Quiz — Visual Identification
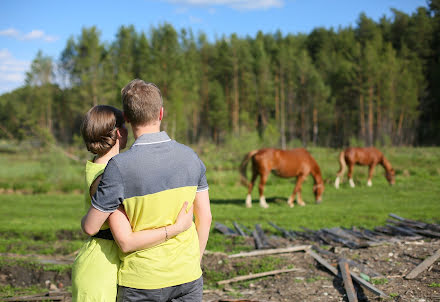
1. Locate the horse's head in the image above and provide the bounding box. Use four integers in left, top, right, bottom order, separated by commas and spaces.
386, 168, 395, 185
313, 183, 324, 204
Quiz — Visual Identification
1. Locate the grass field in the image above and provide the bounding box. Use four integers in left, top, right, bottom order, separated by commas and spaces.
0, 144, 439, 255
0, 143, 439, 297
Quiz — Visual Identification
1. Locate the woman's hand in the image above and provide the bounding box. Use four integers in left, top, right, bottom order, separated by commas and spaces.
174, 201, 194, 233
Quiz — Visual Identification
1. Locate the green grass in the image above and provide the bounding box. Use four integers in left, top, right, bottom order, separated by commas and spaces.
0, 145, 439, 255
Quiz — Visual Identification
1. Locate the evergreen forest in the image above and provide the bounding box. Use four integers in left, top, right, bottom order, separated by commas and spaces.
1, 1, 440, 148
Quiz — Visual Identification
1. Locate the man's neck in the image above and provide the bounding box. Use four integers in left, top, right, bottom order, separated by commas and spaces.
132, 123, 161, 139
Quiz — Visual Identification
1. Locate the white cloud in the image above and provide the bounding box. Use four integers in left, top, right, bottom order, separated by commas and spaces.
189, 15, 203, 23
0, 49, 29, 94
165, 0, 283, 10
0, 28, 58, 42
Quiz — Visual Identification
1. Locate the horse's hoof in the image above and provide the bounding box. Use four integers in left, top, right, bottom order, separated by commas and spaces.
316, 199, 322, 204
245, 203, 252, 208
298, 202, 306, 206
288, 203, 294, 208
260, 203, 269, 209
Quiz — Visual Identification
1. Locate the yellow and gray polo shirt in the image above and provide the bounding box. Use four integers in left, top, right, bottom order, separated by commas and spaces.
91, 131, 208, 289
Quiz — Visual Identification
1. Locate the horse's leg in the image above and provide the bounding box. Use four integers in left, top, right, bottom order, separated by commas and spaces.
245, 168, 258, 208
367, 164, 375, 187
288, 174, 306, 207
258, 171, 269, 208
348, 164, 355, 188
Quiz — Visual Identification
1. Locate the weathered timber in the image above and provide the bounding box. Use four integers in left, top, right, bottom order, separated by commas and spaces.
339, 260, 358, 302
252, 229, 264, 250
405, 248, 440, 279
306, 249, 338, 275
310, 246, 383, 277
310, 249, 387, 297
255, 224, 273, 248
217, 268, 304, 285
228, 245, 311, 258
321, 229, 362, 249
215, 222, 237, 236
389, 213, 440, 232
2, 293, 67, 302
349, 272, 388, 297
233, 221, 248, 237
386, 224, 421, 238
269, 221, 295, 239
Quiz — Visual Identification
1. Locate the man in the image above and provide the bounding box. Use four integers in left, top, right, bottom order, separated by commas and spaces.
82, 79, 212, 301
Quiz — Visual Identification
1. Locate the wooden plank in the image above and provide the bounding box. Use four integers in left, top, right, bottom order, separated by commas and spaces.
339, 260, 358, 302
217, 268, 303, 285
306, 249, 338, 276
229, 245, 311, 258
309, 249, 387, 297
233, 221, 248, 237
349, 272, 388, 297
405, 248, 440, 279
252, 229, 264, 250
3, 295, 65, 302
269, 222, 295, 239
255, 224, 272, 248
215, 222, 237, 236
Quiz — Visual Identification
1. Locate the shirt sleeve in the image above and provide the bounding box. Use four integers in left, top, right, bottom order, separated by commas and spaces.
91, 158, 124, 212
197, 157, 209, 192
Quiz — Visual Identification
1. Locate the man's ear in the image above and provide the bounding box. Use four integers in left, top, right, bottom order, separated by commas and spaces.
123, 112, 130, 123
159, 107, 164, 121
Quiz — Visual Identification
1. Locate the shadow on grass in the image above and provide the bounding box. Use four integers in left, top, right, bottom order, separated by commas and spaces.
210, 196, 288, 206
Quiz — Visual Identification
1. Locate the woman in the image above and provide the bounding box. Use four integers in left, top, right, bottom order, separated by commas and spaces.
72, 105, 193, 301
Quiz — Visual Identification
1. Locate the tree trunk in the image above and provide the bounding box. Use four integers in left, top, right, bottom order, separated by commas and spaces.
368, 85, 374, 146
359, 94, 366, 145
280, 69, 286, 149
313, 107, 318, 146
232, 59, 239, 135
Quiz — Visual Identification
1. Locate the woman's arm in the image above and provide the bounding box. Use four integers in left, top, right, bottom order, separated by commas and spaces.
108, 202, 194, 253
193, 190, 212, 262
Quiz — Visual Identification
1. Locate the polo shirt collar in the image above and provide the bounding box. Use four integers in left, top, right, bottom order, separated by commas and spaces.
132, 131, 171, 147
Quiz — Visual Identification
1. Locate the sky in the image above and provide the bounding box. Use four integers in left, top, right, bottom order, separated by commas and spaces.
0, 0, 428, 94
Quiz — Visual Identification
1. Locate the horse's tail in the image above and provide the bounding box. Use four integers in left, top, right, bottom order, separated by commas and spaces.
239, 150, 259, 187
335, 150, 346, 188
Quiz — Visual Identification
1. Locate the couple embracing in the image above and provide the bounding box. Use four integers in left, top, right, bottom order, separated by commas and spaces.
71, 79, 212, 302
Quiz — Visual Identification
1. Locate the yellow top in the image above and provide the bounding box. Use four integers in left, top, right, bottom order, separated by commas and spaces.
84, 160, 109, 230
118, 186, 202, 289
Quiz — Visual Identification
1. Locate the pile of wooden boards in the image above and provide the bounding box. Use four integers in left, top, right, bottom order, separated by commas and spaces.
214, 213, 440, 250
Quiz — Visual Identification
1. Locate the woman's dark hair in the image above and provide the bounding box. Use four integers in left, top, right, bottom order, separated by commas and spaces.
81, 105, 124, 156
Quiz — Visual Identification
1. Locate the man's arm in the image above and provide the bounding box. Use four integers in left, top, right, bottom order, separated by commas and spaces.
193, 190, 212, 262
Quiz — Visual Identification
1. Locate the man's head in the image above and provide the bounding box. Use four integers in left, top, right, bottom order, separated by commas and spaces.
121, 79, 163, 127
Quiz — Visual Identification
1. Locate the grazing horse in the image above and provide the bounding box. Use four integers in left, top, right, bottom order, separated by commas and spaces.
334, 147, 395, 189
240, 148, 324, 208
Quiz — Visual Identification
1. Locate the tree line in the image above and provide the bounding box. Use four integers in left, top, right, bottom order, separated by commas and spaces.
1, 1, 440, 148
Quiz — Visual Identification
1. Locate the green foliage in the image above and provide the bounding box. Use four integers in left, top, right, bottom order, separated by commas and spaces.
1, 3, 439, 146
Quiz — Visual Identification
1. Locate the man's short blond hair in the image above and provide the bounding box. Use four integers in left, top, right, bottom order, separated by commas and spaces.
121, 79, 163, 126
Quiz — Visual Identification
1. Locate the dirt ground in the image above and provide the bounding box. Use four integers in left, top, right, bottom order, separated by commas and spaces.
201, 238, 440, 302
0, 238, 439, 302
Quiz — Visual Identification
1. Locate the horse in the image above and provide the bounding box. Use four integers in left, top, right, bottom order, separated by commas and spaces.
334, 147, 395, 189
239, 148, 324, 208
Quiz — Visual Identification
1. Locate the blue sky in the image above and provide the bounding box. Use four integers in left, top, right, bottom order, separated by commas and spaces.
0, 0, 428, 94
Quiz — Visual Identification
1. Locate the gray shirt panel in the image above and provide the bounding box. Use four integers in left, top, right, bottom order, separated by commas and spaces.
91, 132, 208, 213
90, 158, 125, 212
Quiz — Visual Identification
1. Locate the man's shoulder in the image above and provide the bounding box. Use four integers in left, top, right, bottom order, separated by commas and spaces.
172, 141, 200, 159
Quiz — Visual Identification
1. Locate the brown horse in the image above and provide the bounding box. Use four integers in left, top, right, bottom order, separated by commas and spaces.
240, 148, 324, 208
334, 147, 395, 189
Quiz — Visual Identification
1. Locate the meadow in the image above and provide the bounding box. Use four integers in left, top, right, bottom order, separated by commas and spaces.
0, 139, 439, 257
